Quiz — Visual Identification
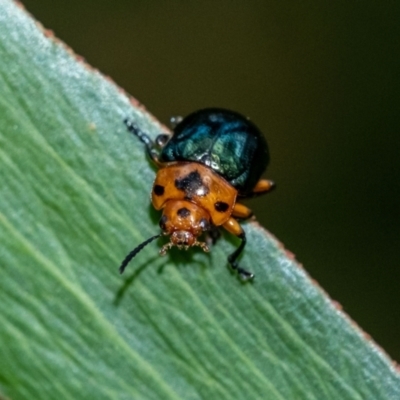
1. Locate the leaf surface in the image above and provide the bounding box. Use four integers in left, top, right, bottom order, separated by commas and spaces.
0, 1, 399, 399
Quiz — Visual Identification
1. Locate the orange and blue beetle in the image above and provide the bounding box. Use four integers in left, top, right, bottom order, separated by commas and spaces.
119, 108, 275, 280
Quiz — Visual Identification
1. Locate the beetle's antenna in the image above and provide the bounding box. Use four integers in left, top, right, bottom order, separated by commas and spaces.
119, 234, 162, 274
124, 119, 152, 146
124, 119, 160, 165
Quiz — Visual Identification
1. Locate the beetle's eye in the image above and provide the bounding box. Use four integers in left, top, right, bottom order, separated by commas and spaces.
159, 215, 168, 230
156, 134, 169, 147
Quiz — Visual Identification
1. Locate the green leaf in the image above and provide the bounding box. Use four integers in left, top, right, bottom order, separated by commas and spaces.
0, 1, 399, 399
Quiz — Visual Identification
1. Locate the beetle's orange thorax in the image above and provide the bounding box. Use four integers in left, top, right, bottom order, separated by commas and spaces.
152, 162, 238, 226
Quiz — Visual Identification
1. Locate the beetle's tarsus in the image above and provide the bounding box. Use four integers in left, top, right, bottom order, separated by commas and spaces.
227, 232, 254, 280
228, 259, 255, 281
170, 115, 183, 128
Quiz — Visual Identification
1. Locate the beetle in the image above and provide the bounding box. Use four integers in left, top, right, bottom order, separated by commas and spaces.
119, 108, 275, 280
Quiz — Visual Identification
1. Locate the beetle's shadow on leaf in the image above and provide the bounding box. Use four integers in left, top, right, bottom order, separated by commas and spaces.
114, 255, 160, 306
165, 246, 209, 271
113, 204, 164, 306
114, 247, 211, 306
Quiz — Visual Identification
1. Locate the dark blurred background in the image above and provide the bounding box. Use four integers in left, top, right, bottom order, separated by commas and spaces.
21, 1, 400, 361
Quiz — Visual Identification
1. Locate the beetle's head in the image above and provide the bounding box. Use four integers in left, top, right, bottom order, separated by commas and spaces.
159, 200, 211, 254
119, 200, 211, 275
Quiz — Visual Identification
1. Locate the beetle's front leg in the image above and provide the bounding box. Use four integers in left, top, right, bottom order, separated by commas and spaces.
204, 225, 221, 247
222, 218, 253, 280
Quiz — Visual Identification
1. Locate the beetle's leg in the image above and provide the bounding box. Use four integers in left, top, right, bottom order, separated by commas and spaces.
124, 119, 162, 166
232, 203, 253, 220
205, 225, 221, 247
246, 179, 276, 197
222, 218, 253, 280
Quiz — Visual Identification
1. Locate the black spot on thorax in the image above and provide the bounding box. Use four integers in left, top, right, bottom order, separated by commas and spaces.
175, 170, 209, 199
154, 184, 165, 196
177, 207, 191, 218
214, 201, 229, 212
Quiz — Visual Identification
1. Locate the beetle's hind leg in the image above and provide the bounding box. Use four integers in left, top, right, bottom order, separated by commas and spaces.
222, 218, 253, 281
247, 179, 276, 197
232, 203, 253, 220
124, 119, 162, 166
